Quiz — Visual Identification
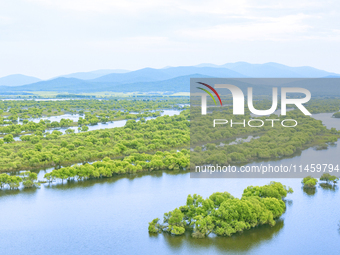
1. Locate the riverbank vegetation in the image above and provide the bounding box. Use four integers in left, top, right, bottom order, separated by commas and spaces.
44, 150, 189, 182
0, 150, 189, 190
148, 182, 293, 238
0, 171, 39, 189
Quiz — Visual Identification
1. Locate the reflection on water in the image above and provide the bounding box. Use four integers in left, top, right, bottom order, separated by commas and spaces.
319, 183, 339, 192
0, 185, 39, 197
44, 169, 188, 191
162, 220, 284, 253
302, 186, 317, 196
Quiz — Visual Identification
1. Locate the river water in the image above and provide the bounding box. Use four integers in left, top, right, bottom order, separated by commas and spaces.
1, 113, 340, 255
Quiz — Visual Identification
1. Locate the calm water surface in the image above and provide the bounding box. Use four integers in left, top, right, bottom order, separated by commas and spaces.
1, 112, 340, 255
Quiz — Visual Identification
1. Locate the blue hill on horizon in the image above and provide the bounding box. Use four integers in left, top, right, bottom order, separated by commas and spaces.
0, 62, 338, 93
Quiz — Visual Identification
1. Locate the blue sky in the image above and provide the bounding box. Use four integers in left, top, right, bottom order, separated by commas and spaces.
0, 0, 339, 79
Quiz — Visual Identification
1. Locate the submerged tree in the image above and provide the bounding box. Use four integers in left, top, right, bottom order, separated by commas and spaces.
20, 171, 40, 188
320, 173, 339, 184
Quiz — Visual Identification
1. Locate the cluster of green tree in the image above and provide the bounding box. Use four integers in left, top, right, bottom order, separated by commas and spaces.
0, 116, 12, 125
190, 108, 339, 167
0, 119, 74, 136
0, 171, 39, 190
0, 98, 188, 121
149, 182, 293, 238
302, 176, 318, 188
0, 112, 190, 172
302, 174, 339, 189
44, 150, 189, 182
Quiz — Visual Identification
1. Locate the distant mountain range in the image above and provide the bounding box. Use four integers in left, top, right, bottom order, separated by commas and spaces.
195, 62, 336, 78
0, 62, 339, 94
0, 74, 41, 86
57, 69, 129, 80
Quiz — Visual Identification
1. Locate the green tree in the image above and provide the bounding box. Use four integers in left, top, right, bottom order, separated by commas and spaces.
148, 218, 161, 233
3, 134, 14, 143
35, 143, 43, 152
20, 171, 40, 188
65, 129, 75, 134
302, 176, 318, 188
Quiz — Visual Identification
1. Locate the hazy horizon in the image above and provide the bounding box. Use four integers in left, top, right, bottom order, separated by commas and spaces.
1, 61, 339, 81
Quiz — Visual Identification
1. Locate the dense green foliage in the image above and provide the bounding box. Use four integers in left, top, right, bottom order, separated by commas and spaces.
0, 112, 189, 172
302, 176, 318, 188
0, 119, 74, 136
1, 98, 339, 174
149, 182, 293, 238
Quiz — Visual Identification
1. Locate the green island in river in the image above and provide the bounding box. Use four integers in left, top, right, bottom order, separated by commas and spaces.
149, 182, 293, 238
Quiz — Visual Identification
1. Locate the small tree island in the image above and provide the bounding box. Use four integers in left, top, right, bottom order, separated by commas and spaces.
302, 176, 318, 188
149, 182, 293, 238
332, 112, 340, 118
